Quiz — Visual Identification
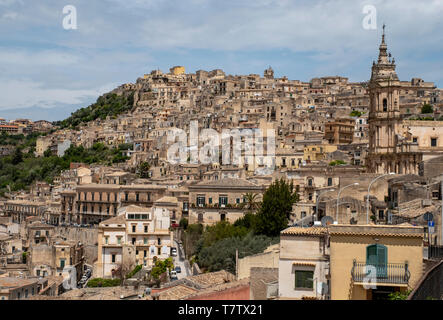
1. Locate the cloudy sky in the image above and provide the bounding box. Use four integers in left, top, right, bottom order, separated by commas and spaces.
1, 0, 443, 121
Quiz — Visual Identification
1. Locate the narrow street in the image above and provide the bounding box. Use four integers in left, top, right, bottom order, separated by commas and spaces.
173, 239, 191, 280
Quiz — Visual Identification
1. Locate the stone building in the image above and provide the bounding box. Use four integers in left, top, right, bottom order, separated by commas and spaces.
188, 178, 265, 225
96, 205, 173, 278
367, 28, 422, 174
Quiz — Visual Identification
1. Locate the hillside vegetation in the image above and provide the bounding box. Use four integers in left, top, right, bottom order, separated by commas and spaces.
57, 91, 135, 129
0, 134, 131, 195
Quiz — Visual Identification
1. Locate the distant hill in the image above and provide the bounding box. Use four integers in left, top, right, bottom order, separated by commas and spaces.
55, 89, 135, 129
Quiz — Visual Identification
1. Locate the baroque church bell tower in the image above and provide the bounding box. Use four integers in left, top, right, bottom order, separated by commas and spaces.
367, 26, 422, 174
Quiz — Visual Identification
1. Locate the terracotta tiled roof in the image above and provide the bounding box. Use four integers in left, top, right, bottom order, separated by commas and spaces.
155, 196, 178, 204
292, 262, 317, 267
328, 224, 424, 238
123, 205, 150, 213
281, 227, 327, 236
191, 178, 261, 189
99, 214, 126, 226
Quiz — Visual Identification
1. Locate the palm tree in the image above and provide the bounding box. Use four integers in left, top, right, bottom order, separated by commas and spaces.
241, 193, 261, 212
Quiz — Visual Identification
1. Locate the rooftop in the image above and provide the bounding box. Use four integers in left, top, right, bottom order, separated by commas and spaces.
0, 277, 38, 289
190, 178, 262, 189
328, 223, 424, 237
281, 226, 327, 236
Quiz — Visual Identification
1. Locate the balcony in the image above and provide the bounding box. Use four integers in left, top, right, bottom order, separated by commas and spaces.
351, 260, 410, 285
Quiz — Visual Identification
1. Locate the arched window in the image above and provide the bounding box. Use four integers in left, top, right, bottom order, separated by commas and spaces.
383, 98, 388, 112
308, 178, 313, 187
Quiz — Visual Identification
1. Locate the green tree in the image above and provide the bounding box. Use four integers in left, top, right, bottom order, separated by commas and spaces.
254, 179, 299, 237
179, 218, 189, 230
234, 212, 257, 230
329, 160, 346, 166
138, 162, 151, 179
12, 147, 23, 165
388, 290, 411, 300
240, 192, 261, 212
43, 149, 52, 158
197, 233, 278, 273
421, 104, 433, 114
151, 258, 174, 279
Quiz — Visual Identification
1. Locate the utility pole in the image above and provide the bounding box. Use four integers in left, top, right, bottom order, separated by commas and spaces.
235, 249, 239, 281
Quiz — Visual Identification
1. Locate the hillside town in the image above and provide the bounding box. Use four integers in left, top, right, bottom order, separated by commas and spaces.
1, 30, 443, 301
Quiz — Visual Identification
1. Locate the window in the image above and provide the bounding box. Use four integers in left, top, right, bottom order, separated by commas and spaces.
413, 137, 418, 143
366, 244, 387, 277
132, 225, 136, 233
431, 138, 437, 147
208, 197, 213, 204
144, 238, 148, 245
295, 270, 314, 289
112, 254, 116, 263
136, 193, 140, 202
379, 210, 384, 220
219, 196, 228, 206
197, 195, 206, 207
327, 178, 333, 187
157, 238, 161, 245
60, 259, 65, 269
144, 226, 148, 233
383, 98, 388, 112
117, 237, 121, 245
308, 178, 313, 187
132, 238, 136, 245
308, 194, 313, 201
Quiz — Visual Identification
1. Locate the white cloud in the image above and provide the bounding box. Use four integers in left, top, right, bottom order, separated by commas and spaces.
1, 0, 443, 117
0, 79, 117, 110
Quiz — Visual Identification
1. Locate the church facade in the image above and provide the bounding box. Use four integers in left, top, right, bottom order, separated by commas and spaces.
367, 27, 423, 174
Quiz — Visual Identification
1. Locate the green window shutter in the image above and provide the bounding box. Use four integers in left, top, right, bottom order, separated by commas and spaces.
377, 245, 387, 265
366, 245, 378, 265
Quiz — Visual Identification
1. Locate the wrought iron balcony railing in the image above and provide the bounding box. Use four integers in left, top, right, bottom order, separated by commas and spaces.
351, 260, 410, 285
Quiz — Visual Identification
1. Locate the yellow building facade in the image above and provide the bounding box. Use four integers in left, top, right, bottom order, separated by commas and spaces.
329, 224, 424, 300
303, 145, 337, 162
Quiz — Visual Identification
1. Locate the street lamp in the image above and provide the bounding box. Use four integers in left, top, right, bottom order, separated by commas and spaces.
315, 188, 336, 222
336, 183, 359, 222
366, 173, 396, 224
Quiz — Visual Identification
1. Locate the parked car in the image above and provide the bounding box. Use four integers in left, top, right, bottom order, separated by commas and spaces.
170, 270, 178, 281
175, 266, 182, 273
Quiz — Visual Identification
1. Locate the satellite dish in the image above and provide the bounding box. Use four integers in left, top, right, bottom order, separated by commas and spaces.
321, 216, 334, 227
423, 212, 434, 222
